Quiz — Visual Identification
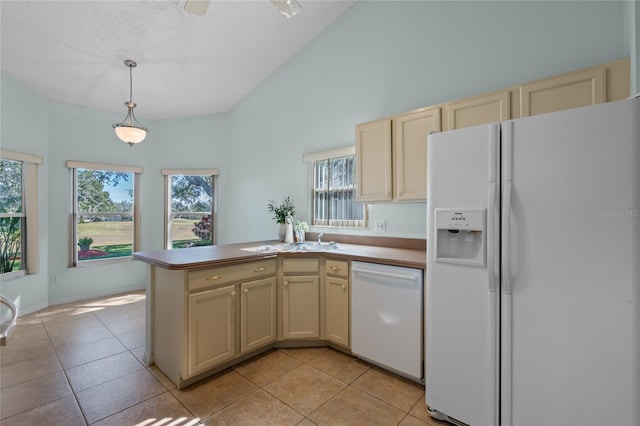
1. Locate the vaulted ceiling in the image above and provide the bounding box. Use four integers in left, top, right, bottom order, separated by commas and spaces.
1, 1, 355, 120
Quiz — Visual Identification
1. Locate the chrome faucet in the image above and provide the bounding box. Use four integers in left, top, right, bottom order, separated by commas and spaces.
317, 233, 324, 245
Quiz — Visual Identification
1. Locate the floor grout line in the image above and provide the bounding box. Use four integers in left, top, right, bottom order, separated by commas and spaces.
2, 292, 432, 426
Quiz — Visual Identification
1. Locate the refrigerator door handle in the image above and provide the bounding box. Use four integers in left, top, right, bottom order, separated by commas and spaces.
487, 125, 499, 293
502, 122, 514, 295
502, 181, 512, 295
488, 182, 497, 292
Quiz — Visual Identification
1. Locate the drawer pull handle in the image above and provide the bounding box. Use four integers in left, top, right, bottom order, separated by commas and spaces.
330, 266, 342, 271
244, 288, 249, 293
230, 291, 236, 297
253, 267, 266, 272
206, 275, 222, 281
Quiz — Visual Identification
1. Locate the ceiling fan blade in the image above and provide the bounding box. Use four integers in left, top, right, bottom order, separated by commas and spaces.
177, 0, 210, 16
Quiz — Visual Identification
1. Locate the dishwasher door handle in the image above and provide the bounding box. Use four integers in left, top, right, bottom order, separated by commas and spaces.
352, 268, 418, 282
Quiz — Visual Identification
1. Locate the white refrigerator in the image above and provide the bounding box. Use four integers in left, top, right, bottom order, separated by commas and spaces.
425, 97, 640, 426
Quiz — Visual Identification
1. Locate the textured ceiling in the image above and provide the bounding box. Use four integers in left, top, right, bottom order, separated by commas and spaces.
0, 0, 355, 120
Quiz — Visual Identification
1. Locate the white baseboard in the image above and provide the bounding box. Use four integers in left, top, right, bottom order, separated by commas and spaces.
17, 302, 49, 317
45, 285, 145, 310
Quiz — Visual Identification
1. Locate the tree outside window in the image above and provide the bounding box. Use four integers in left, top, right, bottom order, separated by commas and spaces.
0, 159, 25, 274
165, 172, 216, 249
68, 162, 141, 265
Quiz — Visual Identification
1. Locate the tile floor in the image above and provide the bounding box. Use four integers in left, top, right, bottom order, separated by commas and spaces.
0, 291, 446, 425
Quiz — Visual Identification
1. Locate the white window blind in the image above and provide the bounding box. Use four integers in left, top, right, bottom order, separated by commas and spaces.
308, 150, 366, 228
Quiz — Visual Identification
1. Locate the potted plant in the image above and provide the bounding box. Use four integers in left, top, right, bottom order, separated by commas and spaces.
78, 237, 94, 252
267, 197, 295, 241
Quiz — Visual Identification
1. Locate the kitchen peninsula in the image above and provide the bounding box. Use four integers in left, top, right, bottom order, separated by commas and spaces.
133, 237, 426, 388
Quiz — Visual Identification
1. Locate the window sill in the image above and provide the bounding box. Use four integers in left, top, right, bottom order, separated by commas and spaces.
310, 224, 369, 233
75, 256, 135, 268
0, 270, 26, 281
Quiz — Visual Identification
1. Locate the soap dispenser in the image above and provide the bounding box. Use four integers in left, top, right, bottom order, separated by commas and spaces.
284, 214, 294, 243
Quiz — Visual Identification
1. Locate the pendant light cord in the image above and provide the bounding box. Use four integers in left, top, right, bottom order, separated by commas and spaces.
129, 64, 133, 104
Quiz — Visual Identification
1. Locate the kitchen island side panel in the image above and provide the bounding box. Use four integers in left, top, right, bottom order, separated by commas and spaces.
153, 267, 188, 386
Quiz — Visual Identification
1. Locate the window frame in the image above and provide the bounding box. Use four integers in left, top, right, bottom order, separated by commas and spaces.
304, 147, 367, 229
0, 150, 42, 279
67, 160, 142, 267
161, 169, 219, 250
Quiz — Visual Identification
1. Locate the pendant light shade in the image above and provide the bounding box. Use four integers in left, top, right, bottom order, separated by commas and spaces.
113, 60, 148, 146
271, 0, 302, 18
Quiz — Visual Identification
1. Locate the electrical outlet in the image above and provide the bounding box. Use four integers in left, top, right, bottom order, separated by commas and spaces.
375, 220, 386, 232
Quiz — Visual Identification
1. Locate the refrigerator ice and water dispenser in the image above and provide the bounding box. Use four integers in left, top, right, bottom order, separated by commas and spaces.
434, 209, 486, 267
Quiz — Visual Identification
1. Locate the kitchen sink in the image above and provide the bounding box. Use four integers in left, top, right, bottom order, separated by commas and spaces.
286, 242, 340, 251
241, 242, 340, 253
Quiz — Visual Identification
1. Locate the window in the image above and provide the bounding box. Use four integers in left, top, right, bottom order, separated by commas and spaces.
304, 147, 366, 228
68, 161, 142, 265
0, 150, 42, 277
0, 159, 25, 275
162, 169, 218, 249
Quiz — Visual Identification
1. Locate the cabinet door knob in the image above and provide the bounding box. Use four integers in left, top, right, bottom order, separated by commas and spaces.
244, 288, 249, 293
342, 285, 346, 290
206, 275, 222, 281
230, 291, 236, 297
284, 281, 289, 286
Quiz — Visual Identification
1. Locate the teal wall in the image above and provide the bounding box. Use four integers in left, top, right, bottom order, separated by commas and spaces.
1, 0, 634, 313
0, 73, 50, 313
223, 0, 627, 243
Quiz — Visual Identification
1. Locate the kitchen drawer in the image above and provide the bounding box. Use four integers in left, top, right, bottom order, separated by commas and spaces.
282, 258, 320, 274
189, 259, 276, 292
326, 259, 349, 278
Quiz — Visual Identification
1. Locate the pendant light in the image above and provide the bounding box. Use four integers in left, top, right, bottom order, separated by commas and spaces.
113, 59, 148, 146
271, 0, 302, 18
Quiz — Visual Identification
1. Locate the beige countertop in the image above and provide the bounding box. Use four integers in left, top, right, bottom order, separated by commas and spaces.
133, 240, 426, 271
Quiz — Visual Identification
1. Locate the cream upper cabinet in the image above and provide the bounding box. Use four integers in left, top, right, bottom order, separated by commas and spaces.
393, 107, 441, 201
324, 259, 350, 347
356, 108, 441, 202
445, 90, 511, 130
188, 285, 236, 377
356, 118, 393, 202
519, 67, 605, 117
240, 276, 276, 354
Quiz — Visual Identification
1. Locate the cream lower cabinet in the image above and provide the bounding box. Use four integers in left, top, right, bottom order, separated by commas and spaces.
153, 258, 277, 388
188, 285, 236, 377
187, 266, 277, 378
324, 259, 350, 347
240, 277, 276, 353
282, 258, 320, 339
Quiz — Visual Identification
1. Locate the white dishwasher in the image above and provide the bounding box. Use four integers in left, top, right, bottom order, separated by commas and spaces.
351, 261, 424, 382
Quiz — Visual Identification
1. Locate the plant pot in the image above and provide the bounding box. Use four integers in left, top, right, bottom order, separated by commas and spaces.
278, 224, 286, 242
